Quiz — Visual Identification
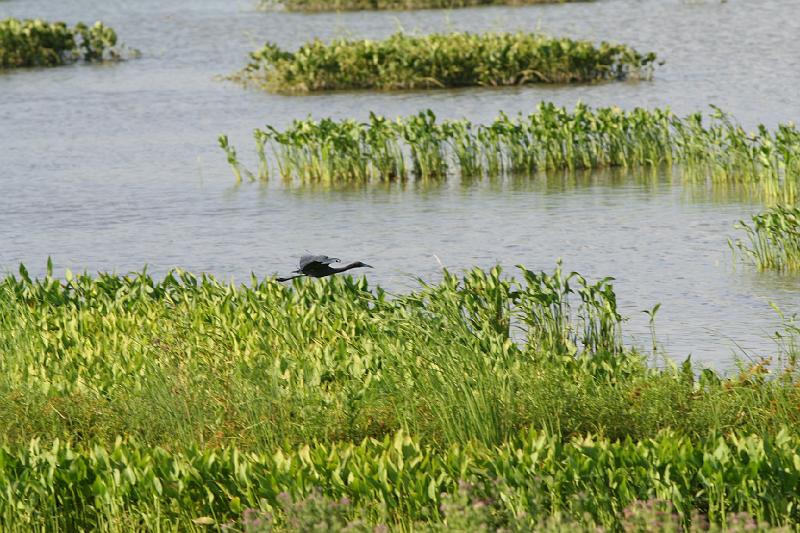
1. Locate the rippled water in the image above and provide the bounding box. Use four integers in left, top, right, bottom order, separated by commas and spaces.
1, 0, 799, 367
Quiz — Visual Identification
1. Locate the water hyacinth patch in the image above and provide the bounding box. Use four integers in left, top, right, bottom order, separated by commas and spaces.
239, 32, 656, 92
260, 0, 588, 12
0, 18, 122, 68
221, 104, 800, 202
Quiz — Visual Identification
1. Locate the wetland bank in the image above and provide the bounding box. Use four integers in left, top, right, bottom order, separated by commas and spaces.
1, 0, 800, 530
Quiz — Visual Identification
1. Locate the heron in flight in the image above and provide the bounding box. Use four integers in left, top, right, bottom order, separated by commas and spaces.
276, 254, 373, 282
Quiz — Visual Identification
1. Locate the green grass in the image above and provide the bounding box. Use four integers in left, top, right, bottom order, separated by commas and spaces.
239, 32, 656, 92
260, 0, 588, 12
730, 205, 800, 271
221, 104, 800, 202
2, 263, 800, 529
0, 18, 120, 68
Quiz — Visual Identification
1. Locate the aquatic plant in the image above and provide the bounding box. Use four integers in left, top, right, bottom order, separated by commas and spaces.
3, 429, 800, 530
222, 104, 800, 201
240, 32, 656, 92
260, 0, 587, 12
73, 21, 119, 62
2, 262, 800, 450
2, 263, 800, 528
0, 18, 121, 68
730, 205, 800, 271
218, 134, 247, 182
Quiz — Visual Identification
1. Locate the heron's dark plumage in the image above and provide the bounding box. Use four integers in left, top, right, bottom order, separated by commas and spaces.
277, 254, 372, 282
297, 254, 340, 271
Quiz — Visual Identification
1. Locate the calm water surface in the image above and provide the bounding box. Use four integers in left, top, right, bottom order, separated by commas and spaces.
1, 0, 799, 367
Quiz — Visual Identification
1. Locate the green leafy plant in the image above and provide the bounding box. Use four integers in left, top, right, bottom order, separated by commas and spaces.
238, 32, 657, 92
221, 104, 800, 203
3, 265, 800, 529
0, 18, 122, 68
3, 429, 800, 529
730, 205, 800, 271
219, 134, 247, 182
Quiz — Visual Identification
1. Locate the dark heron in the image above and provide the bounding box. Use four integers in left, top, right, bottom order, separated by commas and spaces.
276, 254, 373, 282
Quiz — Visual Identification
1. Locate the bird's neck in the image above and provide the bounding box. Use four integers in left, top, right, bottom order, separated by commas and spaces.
331, 262, 362, 273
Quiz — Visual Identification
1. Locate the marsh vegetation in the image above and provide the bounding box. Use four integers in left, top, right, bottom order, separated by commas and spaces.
240, 32, 655, 92
1, 264, 799, 529
0, 18, 120, 68
221, 103, 800, 203
731, 205, 800, 272
259, 0, 587, 12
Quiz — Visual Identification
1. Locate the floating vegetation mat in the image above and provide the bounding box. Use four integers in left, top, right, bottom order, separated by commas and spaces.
1, 264, 800, 529
239, 32, 656, 91
260, 0, 588, 12
0, 18, 123, 68
220, 103, 800, 202
731, 204, 800, 271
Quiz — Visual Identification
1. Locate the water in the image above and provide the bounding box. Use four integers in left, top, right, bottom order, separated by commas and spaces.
1, 0, 799, 368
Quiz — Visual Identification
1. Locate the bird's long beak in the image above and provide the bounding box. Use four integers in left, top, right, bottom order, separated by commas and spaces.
365, 264, 374, 268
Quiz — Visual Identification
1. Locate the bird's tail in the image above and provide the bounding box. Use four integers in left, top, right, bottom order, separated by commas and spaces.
276, 274, 304, 282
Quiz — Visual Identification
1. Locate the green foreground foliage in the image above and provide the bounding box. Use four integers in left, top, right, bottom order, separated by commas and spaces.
1, 264, 800, 529
221, 103, 800, 202
4, 429, 800, 530
240, 32, 655, 92
731, 204, 800, 271
260, 0, 586, 12
0, 18, 119, 68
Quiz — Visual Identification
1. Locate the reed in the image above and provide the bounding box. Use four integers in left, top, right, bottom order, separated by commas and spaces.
240, 32, 656, 92
260, 0, 587, 12
0, 18, 120, 68
222, 104, 800, 201
730, 205, 800, 271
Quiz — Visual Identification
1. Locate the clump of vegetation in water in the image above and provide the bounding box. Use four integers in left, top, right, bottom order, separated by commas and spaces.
730, 205, 800, 271
221, 103, 800, 202
1, 262, 800, 528
0, 18, 122, 68
239, 32, 657, 92
260, 0, 588, 12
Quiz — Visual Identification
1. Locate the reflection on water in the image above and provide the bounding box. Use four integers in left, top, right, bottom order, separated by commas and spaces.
238, 163, 788, 206
1, 0, 799, 369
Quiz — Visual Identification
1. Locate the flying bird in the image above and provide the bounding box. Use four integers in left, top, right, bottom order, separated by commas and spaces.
276, 254, 373, 282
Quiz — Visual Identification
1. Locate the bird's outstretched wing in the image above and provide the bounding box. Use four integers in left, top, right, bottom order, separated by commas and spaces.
298, 254, 340, 270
